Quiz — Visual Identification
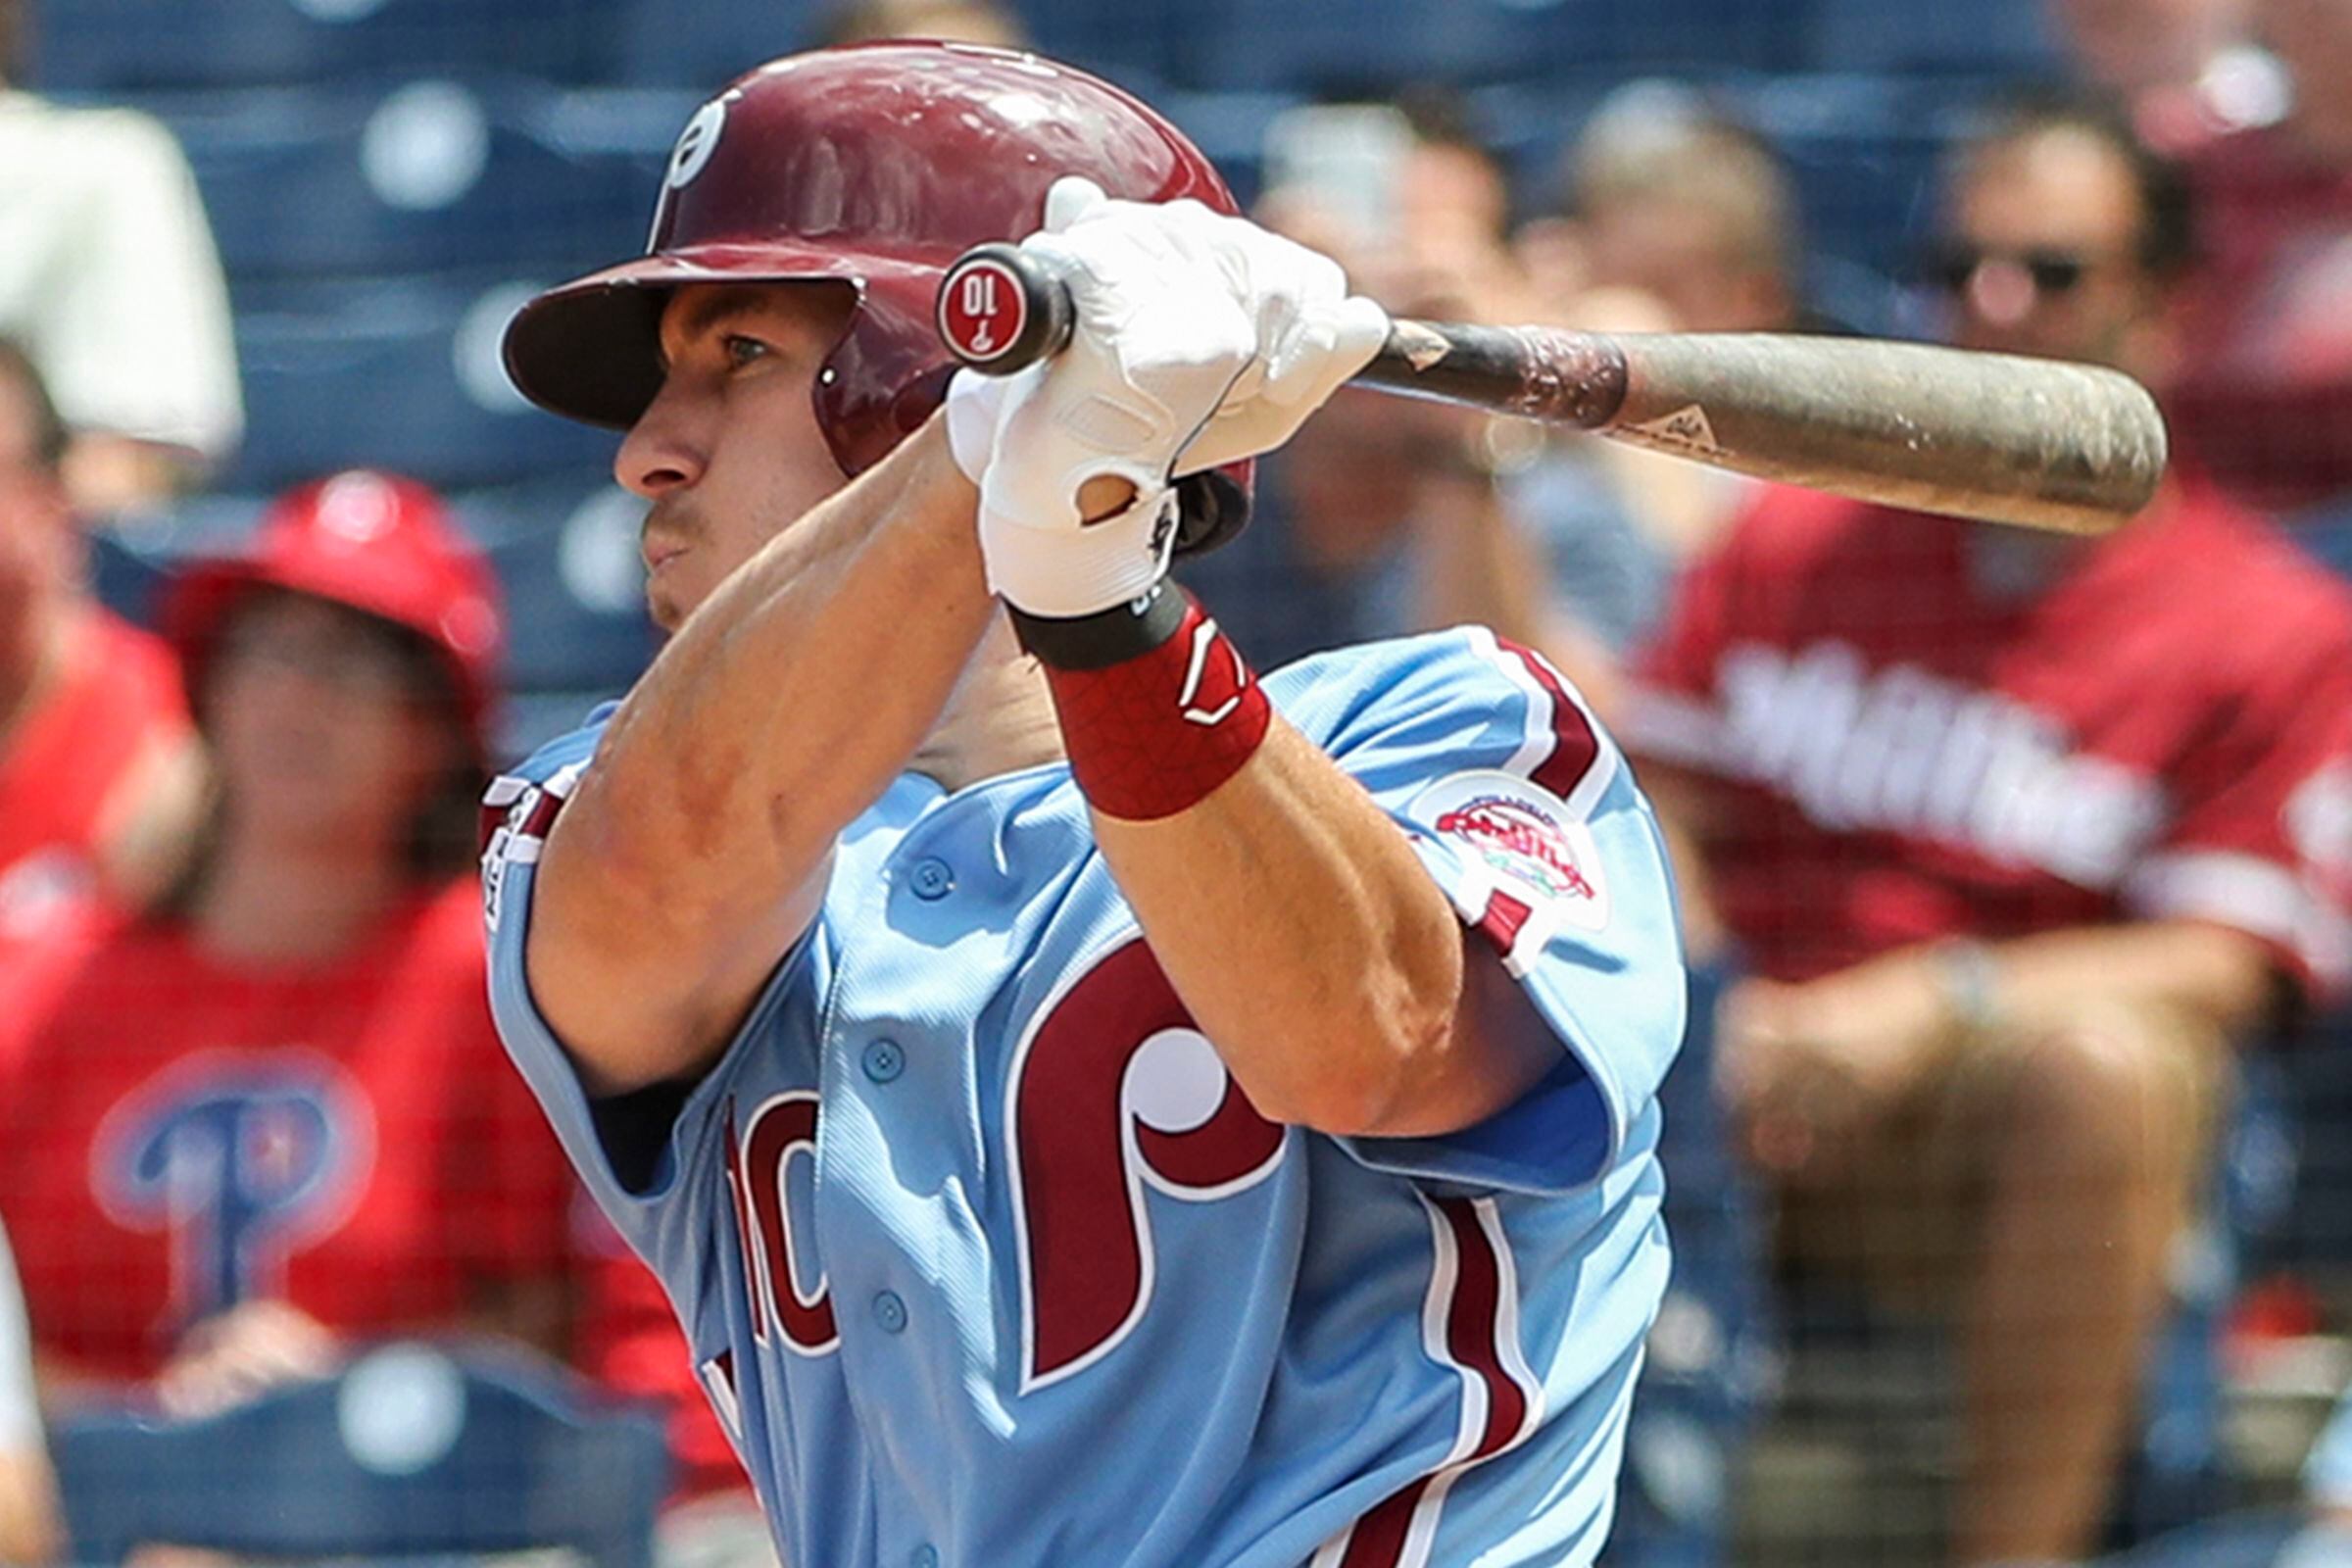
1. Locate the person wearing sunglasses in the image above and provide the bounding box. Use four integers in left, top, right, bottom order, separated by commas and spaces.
1618, 94, 2352, 1568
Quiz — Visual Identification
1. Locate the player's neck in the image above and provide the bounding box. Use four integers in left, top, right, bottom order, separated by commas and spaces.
185, 832, 414, 966
909, 619, 1064, 794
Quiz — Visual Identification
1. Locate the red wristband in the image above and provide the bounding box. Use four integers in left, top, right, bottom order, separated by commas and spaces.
1043, 595, 1270, 820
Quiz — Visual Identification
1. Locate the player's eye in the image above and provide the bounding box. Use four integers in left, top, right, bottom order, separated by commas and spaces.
721, 334, 772, 369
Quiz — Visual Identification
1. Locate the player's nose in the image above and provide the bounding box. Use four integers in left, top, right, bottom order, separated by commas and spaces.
615, 378, 709, 500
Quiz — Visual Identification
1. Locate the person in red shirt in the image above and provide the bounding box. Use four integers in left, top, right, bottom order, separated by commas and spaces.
0, 340, 204, 940
0, 470, 576, 1417
2166, 0, 2352, 513
1622, 98, 2352, 1566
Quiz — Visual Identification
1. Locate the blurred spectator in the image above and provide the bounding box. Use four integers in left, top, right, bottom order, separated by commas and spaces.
1620, 96, 2352, 1566
2166, 0, 2352, 514
1190, 93, 1629, 691
814, 0, 1026, 49
1515, 86, 1809, 578
0, 341, 203, 939
574, 1202, 775, 1568
0, 472, 576, 1419
1523, 84, 1801, 337
2053, 0, 2288, 152
0, 1220, 57, 1565
0, 0, 241, 512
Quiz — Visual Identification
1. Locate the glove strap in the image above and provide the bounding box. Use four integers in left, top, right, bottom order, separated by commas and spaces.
1015, 585, 1271, 820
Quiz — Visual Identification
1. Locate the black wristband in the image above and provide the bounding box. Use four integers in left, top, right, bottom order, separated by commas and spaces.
1008, 580, 1191, 670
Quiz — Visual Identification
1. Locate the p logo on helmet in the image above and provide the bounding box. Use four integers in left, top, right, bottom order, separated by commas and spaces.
652, 97, 730, 245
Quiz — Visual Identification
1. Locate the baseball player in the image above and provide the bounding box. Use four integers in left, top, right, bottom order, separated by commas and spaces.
483, 44, 1684, 1568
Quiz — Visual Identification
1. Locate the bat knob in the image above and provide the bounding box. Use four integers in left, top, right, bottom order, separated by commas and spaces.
936, 243, 1074, 375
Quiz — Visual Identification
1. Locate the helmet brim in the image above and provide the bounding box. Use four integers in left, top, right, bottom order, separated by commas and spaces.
502, 243, 893, 431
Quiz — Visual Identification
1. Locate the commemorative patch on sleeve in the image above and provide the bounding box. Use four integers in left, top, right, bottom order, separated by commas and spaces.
1408, 769, 1611, 937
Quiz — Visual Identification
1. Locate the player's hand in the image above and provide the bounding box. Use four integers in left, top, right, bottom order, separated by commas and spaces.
945, 176, 1388, 616
1716, 953, 1967, 1186
155, 1298, 341, 1419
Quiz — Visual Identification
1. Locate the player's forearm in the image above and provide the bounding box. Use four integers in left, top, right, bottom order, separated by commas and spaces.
1094, 720, 1526, 1139
559, 421, 988, 930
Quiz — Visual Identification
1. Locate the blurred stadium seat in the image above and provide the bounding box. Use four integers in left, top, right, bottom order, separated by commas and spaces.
33, 0, 627, 90
606, 0, 824, 89
225, 271, 619, 491
1805, 0, 2058, 76
146, 79, 664, 282
51, 1340, 670, 1567
1741, 74, 1954, 280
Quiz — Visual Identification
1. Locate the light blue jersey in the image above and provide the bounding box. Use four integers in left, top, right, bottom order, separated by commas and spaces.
482, 628, 1685, 1568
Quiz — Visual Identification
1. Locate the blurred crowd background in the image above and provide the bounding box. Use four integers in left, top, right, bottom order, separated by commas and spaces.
3, 0, 2352, 1564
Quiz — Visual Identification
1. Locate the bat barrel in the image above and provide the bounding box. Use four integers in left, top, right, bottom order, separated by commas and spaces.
1602, 333, 2168, 534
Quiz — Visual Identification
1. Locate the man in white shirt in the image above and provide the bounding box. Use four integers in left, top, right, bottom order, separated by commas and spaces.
0, 0, 242, 512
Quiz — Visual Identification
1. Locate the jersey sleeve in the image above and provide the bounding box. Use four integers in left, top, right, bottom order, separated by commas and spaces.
1273, 628, 1689, 1195
2118, 625, 2352, 1002
478, 708, 800, 1268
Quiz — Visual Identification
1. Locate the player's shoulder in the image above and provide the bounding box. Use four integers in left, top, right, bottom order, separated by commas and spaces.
483, 701, 615, 827
479, 702, 616, 933
1266, 625, 1561, 723
499, 701, 619, 788
1266, 627, 1621, 794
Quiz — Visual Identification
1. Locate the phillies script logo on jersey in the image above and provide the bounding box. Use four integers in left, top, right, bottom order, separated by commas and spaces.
1437, 797, 1595, 903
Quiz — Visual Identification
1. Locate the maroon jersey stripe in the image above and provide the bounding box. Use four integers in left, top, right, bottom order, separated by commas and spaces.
1494, 637, 1601, 801
1326, 1198, 1539, 1567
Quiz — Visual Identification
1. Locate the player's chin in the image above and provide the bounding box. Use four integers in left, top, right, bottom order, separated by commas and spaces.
644, 565, 692, 635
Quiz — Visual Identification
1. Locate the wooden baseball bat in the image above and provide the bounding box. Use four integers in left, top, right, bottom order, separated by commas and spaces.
936, 243, 2168, 535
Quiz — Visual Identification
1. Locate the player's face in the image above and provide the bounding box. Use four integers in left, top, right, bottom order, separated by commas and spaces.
202, 591, 458, 855
616, 283, 856, 632
1938, 128, 2162, 374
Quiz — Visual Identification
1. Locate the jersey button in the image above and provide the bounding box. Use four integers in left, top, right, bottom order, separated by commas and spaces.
908, 857, 955, 901
910, 1547, 940, 1568
872, 1291, 908, 1334
861, 1039, 905, 1083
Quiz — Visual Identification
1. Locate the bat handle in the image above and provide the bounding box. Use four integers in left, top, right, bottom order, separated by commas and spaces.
937, 244, 1076, 374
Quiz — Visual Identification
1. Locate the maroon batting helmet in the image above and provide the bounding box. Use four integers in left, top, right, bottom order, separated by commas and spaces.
503, 41, 1253, 554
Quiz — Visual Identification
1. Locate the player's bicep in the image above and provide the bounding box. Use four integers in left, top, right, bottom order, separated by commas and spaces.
524, 787, 829, 1098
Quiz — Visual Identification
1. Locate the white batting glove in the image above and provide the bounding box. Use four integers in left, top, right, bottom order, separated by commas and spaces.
946, 176, 1390, 618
